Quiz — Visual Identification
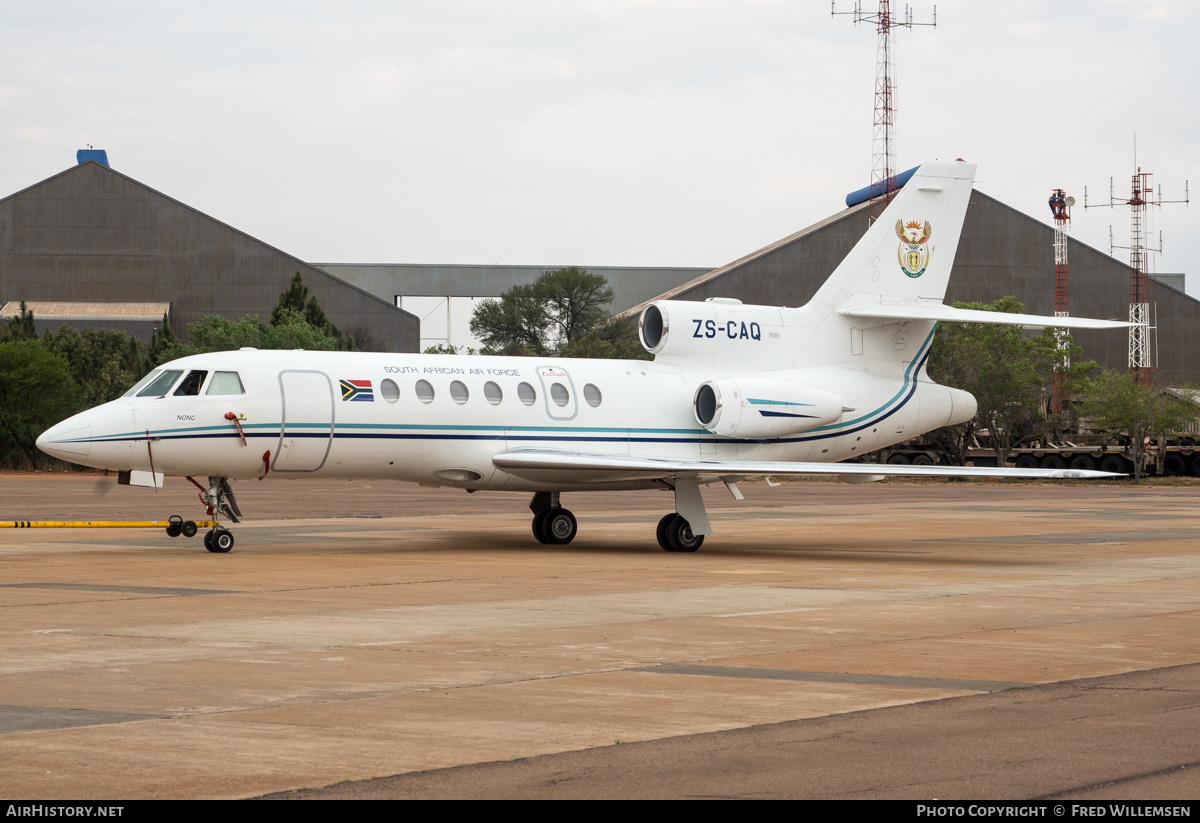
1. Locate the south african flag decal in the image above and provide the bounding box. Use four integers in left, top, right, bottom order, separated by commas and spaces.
340, 379, 374, 401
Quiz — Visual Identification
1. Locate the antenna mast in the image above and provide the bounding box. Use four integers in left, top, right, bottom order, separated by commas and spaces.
833, 1, 936, 221
1048, 188, 1074, 412
1085, 149, 1189, 386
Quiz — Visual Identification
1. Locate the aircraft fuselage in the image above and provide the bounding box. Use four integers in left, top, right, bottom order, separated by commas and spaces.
48, 334, 961, 494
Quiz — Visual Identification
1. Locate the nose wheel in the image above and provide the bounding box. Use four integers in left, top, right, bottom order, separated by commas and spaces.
204, 528, 235, 553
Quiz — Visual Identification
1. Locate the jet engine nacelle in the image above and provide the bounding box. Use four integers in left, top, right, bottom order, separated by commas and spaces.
693, 378, 843, 439
639, 299, 786, 363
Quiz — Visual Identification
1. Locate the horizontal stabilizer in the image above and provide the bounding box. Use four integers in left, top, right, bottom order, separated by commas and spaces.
493, 449, 1120, 483
839, 303, 1131, 329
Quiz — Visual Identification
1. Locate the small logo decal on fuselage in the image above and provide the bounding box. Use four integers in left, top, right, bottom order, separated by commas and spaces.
896, 219, 933, 278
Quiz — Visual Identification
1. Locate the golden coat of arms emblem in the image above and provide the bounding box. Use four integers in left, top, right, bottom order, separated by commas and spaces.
895, 219, 932, 278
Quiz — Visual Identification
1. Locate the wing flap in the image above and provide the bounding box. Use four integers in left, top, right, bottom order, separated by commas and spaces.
492, 449, 1120, 481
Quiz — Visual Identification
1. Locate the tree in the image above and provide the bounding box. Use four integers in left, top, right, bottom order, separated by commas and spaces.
423, 343, 477, 355
160, 310, 353, 360
145, 314, 178, 369
557, 316, 648, 360
470, 267, 645, 358
42, 326, 146, 407
0, 340, 77, 469
0, 301, 38, 342
1076, 369, 1200, 483
470, 283, 550, 356
926, 297, 1061, 466
272, 271, 348, 347
537, 266, 614, 346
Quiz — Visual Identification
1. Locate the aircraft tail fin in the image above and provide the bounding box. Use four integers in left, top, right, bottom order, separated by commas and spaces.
812, 160, 977, 311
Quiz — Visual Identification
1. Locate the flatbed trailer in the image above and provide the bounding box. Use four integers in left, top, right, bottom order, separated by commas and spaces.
878, 440, 1200, 476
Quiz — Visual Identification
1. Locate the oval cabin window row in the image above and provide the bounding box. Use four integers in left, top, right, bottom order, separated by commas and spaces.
379, 379, 603, 409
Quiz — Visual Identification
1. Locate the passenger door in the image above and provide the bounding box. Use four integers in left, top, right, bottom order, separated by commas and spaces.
273, 371, 334, 472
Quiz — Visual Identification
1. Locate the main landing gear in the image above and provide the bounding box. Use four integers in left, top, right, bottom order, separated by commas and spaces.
528, 477, 714, 552
656, 513, 704, 552
529, 492, 578, 544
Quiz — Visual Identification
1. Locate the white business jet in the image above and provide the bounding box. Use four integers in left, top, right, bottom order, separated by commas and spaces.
37, 160, 1127, 553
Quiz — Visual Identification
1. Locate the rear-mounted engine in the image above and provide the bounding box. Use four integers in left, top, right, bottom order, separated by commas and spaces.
693, 378, 843, 439
639, 299, 785, 360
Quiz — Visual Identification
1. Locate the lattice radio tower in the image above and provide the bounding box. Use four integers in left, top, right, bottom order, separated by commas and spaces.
833, 1, 936, 221
1086, 150, 1189, 386
1048, 188, 1074, 412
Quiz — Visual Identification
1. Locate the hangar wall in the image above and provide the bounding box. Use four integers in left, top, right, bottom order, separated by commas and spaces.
0, 162, 419, 352
313, 262, 712, 351
314, 263, 710, 316
620, 190, 1200, 386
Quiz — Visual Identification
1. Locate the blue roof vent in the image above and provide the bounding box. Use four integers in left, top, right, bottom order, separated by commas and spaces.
76, 149, 110, 167
845, 165, 918, 208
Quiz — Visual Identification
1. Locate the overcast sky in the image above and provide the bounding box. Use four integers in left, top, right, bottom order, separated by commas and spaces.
2, 1, 1196, 297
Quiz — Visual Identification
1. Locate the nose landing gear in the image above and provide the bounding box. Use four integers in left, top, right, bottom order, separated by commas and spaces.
203, 527, 235, 553
186, 476, 241, 553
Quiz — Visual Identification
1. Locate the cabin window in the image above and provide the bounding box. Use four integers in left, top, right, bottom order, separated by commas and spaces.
125, 369, 164, 397
550, 382, 569, 407
136, 369, 184, 398
415, 380, 435, 404
450, 380, 469, 404
380, 379, 400, 403
583, 384, 602, 408
517, 382, 537, 406
484, 381, 503, 405
174, 370, 208, 397
206, 371, 245, 396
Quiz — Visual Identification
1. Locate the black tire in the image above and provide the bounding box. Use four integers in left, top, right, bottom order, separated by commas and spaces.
886, 453, 911, 465
1069, 455, 1097, 472
656, 514, 677, 551
542, 508, 577, 545
1163, 454, 1186, 476
666, 516, 704, 553
204, 530, 215, 552
1040, 455, 1066, 470
210, 529, 234, 553
1014, 455, 1039, 469
182, 521, 198, 538
531, 509, 551, 544
166, 521, 182, 538
1190, 454, 1200, 477
1100, 455, 1128, 474
911, 454, 934, 466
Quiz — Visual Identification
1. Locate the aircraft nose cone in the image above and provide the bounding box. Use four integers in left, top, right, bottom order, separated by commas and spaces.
36, 414, 92, 462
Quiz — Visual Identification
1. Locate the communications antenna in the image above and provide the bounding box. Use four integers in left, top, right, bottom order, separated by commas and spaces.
832, 1, 936, 221
1048, 188, 1074, 412
1085, 146, 1189, 386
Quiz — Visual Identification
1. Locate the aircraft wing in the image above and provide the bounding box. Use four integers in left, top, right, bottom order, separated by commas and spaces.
492, 449, 1120, 483
839, 303, 1131, 329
